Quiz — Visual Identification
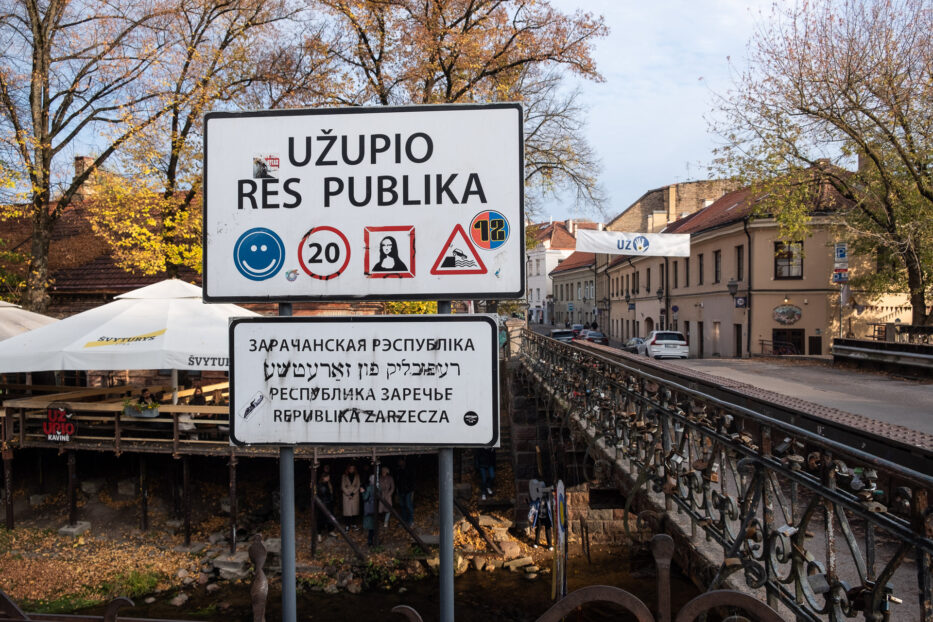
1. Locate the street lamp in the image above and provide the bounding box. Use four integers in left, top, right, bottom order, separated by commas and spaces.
624, 290, 631, 303
727, 278, 738, 298
656, 287, 664, 302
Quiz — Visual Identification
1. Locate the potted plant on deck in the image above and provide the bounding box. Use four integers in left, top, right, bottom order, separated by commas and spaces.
123, 393, 160, 418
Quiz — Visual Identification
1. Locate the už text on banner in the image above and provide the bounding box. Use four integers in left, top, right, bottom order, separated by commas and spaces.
574, 230, 690, 257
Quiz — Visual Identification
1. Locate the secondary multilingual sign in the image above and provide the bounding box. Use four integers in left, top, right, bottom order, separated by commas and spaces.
203, 104, 524, 302
229, 316, 499, 447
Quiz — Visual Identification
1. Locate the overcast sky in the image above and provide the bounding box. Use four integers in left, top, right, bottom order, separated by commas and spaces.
542, 0, 769, 224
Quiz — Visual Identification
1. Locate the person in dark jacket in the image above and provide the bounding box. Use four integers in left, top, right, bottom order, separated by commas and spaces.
362, 475, 377, 546
395, 458, 415, 527
475, 448, 496, 499
314, 468, 336, 540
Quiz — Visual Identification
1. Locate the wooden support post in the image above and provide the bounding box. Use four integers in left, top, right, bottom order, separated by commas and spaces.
229, 456, 237, 555
172, 460, 181, 518
37, 451, 44, 494
453, 498, 504, 555
139, 454, 148, 531
183, 455, 191, 547
312, 496, 366, 561
309, 460, 318, 558
67, 451, 77, 527
3, 449, 13, 530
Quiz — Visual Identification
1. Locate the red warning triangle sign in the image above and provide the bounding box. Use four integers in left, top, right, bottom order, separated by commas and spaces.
430, 224, 487, 275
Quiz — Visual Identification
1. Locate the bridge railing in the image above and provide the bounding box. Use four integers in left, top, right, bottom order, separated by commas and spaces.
519, 330, 933, 622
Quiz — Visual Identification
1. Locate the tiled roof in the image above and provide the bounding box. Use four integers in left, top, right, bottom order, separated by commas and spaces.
549, 251, 595, 276
661, 188, 753, 234
662, 173, 849, 236
51, 255, 201, 294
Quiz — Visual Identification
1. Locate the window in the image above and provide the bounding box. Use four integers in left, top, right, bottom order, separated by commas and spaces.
535, 259, 541, 275
646, 268, 651, 292
698, 254, 704, 285
775, 241, 803, 279
713, 250, 721, 283
625, 274, 630, 295
673, 261, 679, 288
736, 245, 744, 282
536, 288, 540, 301
685, 258, 690, 287
659, 262, 665, 290
634, 271, 640, 294
577, 283, 581, 299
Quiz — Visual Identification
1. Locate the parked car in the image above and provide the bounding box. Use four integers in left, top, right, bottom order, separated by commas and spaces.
638, 331, 689, 359
570, 323, 585, 337
549, 329, 575, 343
574, 330, 609, 346
623, 337, 644, 353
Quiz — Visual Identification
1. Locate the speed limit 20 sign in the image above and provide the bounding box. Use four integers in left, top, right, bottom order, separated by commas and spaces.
203, 104, 524, 302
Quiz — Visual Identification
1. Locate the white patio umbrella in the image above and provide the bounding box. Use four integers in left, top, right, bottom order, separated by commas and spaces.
0, 301, 57, 340
0, 279, 258, 374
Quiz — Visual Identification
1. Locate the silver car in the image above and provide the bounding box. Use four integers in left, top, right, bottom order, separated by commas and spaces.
638, 331, 688, 359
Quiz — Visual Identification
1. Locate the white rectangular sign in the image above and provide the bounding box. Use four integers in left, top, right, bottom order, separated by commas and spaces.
229, 316, 499, 447
574, 229, 690, 257
203, 105, 524, 302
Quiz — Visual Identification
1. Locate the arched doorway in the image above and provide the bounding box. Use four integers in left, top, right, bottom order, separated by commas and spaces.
645, 317, 655, 334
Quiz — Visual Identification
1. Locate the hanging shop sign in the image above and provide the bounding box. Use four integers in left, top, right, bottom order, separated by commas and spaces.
44, 404, 76, 442
229, 315, 499, 447
773, 304, 802, 325
574, 230, 690, 257
203, 104, 524, 302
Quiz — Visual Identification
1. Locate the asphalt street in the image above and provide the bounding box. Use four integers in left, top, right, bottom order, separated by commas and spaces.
527, 322, 932, 434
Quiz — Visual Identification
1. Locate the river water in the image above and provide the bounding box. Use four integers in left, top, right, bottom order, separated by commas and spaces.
101, 550, 700, 621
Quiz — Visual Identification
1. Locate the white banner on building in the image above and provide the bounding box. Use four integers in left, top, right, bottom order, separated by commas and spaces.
575, 230, 690, 257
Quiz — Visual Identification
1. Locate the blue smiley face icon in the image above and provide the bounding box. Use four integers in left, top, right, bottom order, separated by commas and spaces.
234, 228, 285, 281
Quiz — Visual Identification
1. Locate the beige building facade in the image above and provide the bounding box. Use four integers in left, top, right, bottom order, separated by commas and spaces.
603, 188, 912, 357
550, 252, 597, 327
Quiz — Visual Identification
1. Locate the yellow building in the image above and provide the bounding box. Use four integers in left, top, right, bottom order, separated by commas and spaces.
604, 186, 912, 357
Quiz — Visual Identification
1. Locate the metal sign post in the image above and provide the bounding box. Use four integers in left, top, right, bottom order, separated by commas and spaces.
278, 303, 296, 622
437, 301, 454, 622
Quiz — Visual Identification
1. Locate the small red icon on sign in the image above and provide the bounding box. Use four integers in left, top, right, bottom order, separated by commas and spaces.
298, 226, 351, 280
430, 225, 487, 275
364, 226, 415, 279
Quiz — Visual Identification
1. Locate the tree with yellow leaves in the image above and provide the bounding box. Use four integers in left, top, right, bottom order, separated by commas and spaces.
88, 0, 329, 278
315, 0, 608, 214
0, 0, 181, 311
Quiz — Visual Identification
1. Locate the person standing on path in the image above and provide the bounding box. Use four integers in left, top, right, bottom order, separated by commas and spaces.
475, 448, 496, 500
315, 469, 336, 540
378, 466, 395, 527
395, 458, 415, 527
362, 475, 377, 546
341, 464, 361, 530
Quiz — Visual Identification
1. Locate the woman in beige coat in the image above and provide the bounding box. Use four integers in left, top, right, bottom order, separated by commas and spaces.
341, 464, 362, 529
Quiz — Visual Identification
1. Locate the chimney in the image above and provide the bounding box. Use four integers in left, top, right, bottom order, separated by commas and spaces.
565, 219, 575, 235
73, 156, 95, 200
74, 156, 93, 178
667, 184, 677, 224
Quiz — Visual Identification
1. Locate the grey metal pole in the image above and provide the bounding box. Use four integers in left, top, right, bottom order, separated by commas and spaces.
437, 300, 454, 622
279, 302, 297, 622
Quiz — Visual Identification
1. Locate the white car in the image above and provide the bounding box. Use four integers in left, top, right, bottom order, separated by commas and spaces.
638, 331, 689, 359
